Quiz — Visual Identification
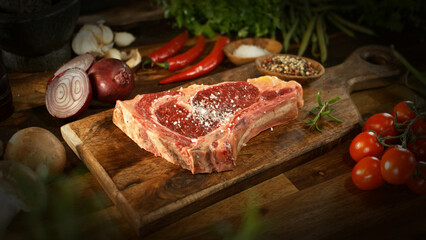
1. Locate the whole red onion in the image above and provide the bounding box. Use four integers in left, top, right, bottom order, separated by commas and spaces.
88, 58, 135, 104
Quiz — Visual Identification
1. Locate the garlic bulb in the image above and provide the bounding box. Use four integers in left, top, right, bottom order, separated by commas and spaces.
72, 23, 114, 57
114, 32, 136, 47
80, 24, 102, 40
72, 28, 101, 56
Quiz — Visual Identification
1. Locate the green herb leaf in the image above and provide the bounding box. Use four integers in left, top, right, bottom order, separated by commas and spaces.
304, 90, 343, 132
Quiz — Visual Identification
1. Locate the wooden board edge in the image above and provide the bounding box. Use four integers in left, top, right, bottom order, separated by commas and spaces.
61, 124, 142, 234
61, 124, 83, 159
75, 144, 142, 234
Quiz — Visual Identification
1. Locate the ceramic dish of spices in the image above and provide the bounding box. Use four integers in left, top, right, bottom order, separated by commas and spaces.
224, 38, 283, 66
255, 53, 325, 85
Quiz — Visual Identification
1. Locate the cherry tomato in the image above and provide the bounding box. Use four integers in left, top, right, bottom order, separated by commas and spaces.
380, 147, 417, 185
363, 113, 398, 142
408, 138, 426, 162
350, 131, 384, 162
391, 101, 416, 128
412, 118, 426, 136
383, 145, 402, 154
352, 156, 384, 190
406, 162, 426, 194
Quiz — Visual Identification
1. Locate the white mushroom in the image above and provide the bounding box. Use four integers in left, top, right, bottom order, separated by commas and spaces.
0, 161, 47, 227
4, 127, 67, 180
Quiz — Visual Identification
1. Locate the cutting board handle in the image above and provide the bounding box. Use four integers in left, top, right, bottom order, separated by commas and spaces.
321, 45, 402, 93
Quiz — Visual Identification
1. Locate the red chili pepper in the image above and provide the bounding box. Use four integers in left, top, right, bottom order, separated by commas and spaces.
144, 30, 189, 66
155, 35, 206, 71
160, 36, 230, 84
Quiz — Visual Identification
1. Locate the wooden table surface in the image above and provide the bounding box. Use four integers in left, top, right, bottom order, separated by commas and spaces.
1, 4, 426, 239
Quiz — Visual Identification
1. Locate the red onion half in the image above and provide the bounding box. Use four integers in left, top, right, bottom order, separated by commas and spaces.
88, 58, 135, 104
45, 68, 92, 120
47, 53, 95, 86
53, 53, 95, 78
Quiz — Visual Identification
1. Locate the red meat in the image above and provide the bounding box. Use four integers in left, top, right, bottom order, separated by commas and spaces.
113, 76, 303, 174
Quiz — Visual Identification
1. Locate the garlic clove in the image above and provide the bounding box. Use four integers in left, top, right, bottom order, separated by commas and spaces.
120, 49, 132, 61
104, 48, 122, 60
99, 24, 114, 45
120, 48, 138, 61
125, 49, 142, 69
114, 32, 136, 47
101, 42, 114, 54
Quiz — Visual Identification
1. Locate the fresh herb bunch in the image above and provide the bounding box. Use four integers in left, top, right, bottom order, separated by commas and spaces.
153, 0, 425, 63
155, 0, 283, 39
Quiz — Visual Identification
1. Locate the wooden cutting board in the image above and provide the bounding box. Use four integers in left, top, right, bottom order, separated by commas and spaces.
61, 45, 401, 236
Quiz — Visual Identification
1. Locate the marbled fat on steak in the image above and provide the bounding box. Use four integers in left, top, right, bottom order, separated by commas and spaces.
112, 76, 303, 174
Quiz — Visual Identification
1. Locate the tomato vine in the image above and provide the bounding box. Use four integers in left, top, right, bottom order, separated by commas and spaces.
350, 99, 426, 194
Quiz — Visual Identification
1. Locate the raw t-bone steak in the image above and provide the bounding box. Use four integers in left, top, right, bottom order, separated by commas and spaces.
112, 76, 303, 174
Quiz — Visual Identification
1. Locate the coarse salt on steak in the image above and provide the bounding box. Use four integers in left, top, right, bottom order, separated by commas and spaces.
112, 76, 303, 174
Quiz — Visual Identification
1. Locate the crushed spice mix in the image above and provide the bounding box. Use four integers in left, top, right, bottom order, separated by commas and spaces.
261, 55, 319, 76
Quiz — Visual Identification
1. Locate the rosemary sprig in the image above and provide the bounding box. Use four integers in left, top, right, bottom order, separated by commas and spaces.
304, 89, 343, 132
